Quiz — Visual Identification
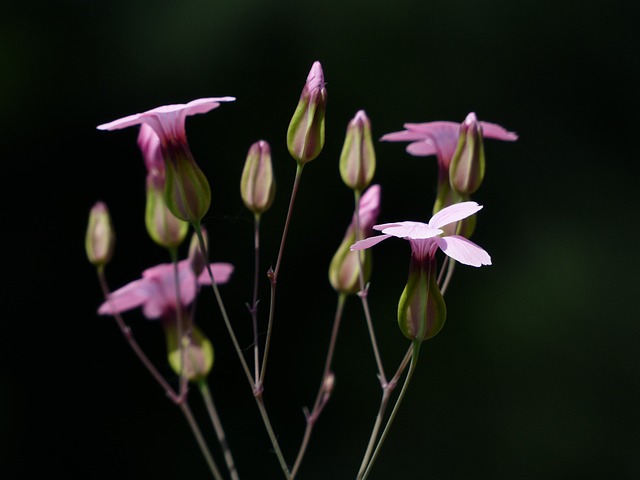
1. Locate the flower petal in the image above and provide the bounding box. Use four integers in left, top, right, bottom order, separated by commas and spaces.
434, 235, 491, 267
197, 262, 235, 285
479, 121, 518, 141
406, 140, 438, 157
97, 279, 155, 315
375, 221, 442, 239
428, 202, 483, 229
350, 234, 392, 250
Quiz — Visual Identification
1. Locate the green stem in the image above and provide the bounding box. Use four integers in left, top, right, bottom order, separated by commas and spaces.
178, 401, 225, 480
360, 341, 421, 480
289, 293, 347, 478
199, 381, 240, 480
260, 163, 304, 387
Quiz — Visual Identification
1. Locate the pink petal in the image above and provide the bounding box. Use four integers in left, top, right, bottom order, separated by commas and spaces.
197, 262, 234, 285
428, 202, 483, 229
406, 141, 438, 157
376, 221, 442, 239
97, 279, 154, 315
350, 234, 392, 250
357, 184, 381, 230
479, 121, 518, 141
380, 130, 429, 142
434, 236, 491, 267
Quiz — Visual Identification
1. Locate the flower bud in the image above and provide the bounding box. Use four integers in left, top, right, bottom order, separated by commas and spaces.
329, 185, 381, 294
165, 323, 214, 382
449, 112, 485, 195
286, 61, 327, 165
240, 140, 276, 215
163, 141, 212, 225
145, 177, 189, 249
339, 110, 376, 191
85, 201, 115, 268
397, 255, 446, 341
188, 227, 208, 277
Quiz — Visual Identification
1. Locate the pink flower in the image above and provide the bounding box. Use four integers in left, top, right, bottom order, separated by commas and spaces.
380, 113, 517, 172
98, 259, 233, 319
97, 97, 236, 144
351, 201, 491, 267
97, 97, 235, 223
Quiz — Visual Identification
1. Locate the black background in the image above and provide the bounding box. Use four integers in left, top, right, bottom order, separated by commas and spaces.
3, 0, 640, 479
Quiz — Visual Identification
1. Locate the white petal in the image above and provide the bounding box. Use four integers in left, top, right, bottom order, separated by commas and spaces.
434, 236, 491, 267
429, 202, 483, 229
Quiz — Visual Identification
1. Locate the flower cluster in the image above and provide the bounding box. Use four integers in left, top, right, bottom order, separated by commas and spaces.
87, 61, 516, 479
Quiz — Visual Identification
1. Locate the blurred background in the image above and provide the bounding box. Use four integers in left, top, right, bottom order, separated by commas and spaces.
2, 0, 639, 478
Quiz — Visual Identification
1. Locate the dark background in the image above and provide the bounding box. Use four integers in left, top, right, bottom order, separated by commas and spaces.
3, 0, 640, 479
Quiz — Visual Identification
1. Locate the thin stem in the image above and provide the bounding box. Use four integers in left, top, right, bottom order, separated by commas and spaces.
169, 247, 189, 399
356, 344, 413, 479
440, 259, 456, 296
360, 341, 421, 480
249, 214, 262, 385
192, 223, 290, 478
199, 381, 240, 480
289, 293, 347, 478
353, 190, 387, 385
97, 268, 221, 479
260, 163, 304, 387
178, 401, 225, 480
255, 396, 292, 478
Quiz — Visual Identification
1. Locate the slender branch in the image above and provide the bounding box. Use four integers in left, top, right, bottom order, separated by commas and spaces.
360, 342, 421, 480
260, 163, 304, 387
96, 268, 222, 479
355, 344, 412, 479
248, 214, 262, 385
199, 381, 240, 480
353, 189, 387, 385
192, 222, 290, 478
289, 292, 347, 478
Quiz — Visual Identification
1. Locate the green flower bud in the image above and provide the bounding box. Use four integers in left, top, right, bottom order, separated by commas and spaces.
286, 61, 327, 165
188, 227, 208, 277
449, 112, 485, 195
145, 176, 189, 249
240, 140, 276, 215
85, 201, 115, 268
397, 256, 446, 341
339, 110, 376, 191
165, 322, 214, 382
329, 236, 372, 294
163, 139, 211, 225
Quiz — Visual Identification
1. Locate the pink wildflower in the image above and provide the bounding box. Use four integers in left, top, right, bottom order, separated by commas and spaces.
98, 259, 233, 319
380, 113, 517, 173
351, 201, 490, 267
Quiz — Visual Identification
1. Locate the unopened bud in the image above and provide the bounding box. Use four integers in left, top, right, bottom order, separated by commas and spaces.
397, 256, 446, 341
85, 201, 115, 268
188, 227, 208, 277
163, 141, 211, 224
240, 140, 276, 215
165, 323, 214, 382
339, 110, 376, 191
449, 113, 485, 195
145, 177, 189, 249
286, 61, 327, 165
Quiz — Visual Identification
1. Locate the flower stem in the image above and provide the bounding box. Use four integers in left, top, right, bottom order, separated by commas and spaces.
260, 163, 304, 387
353, 189, 387, 385
198, 380, 240, 480
178, 401, 226, 480
359, 341, 421, 480
289, 292, 347, 478
355, 344, 412, 479
192, 222, 290, 478
96, 268, 221, 479
249, 214, 262, 385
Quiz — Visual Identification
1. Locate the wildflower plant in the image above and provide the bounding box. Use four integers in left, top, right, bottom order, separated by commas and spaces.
88, 60, 517, 479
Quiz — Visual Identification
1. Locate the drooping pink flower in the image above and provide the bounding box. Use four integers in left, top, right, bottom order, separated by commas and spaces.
380, 113, 517, 173
351, 201, 490, 267
97, 97, 236, 144
98, 259, 233, 319
97, 97, 235, 224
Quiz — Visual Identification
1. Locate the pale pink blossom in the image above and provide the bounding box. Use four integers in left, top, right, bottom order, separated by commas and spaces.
351, 201, 490, 267
380, 113, 517, 172
98, 259, 233, 319
97, 97, 235, 144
